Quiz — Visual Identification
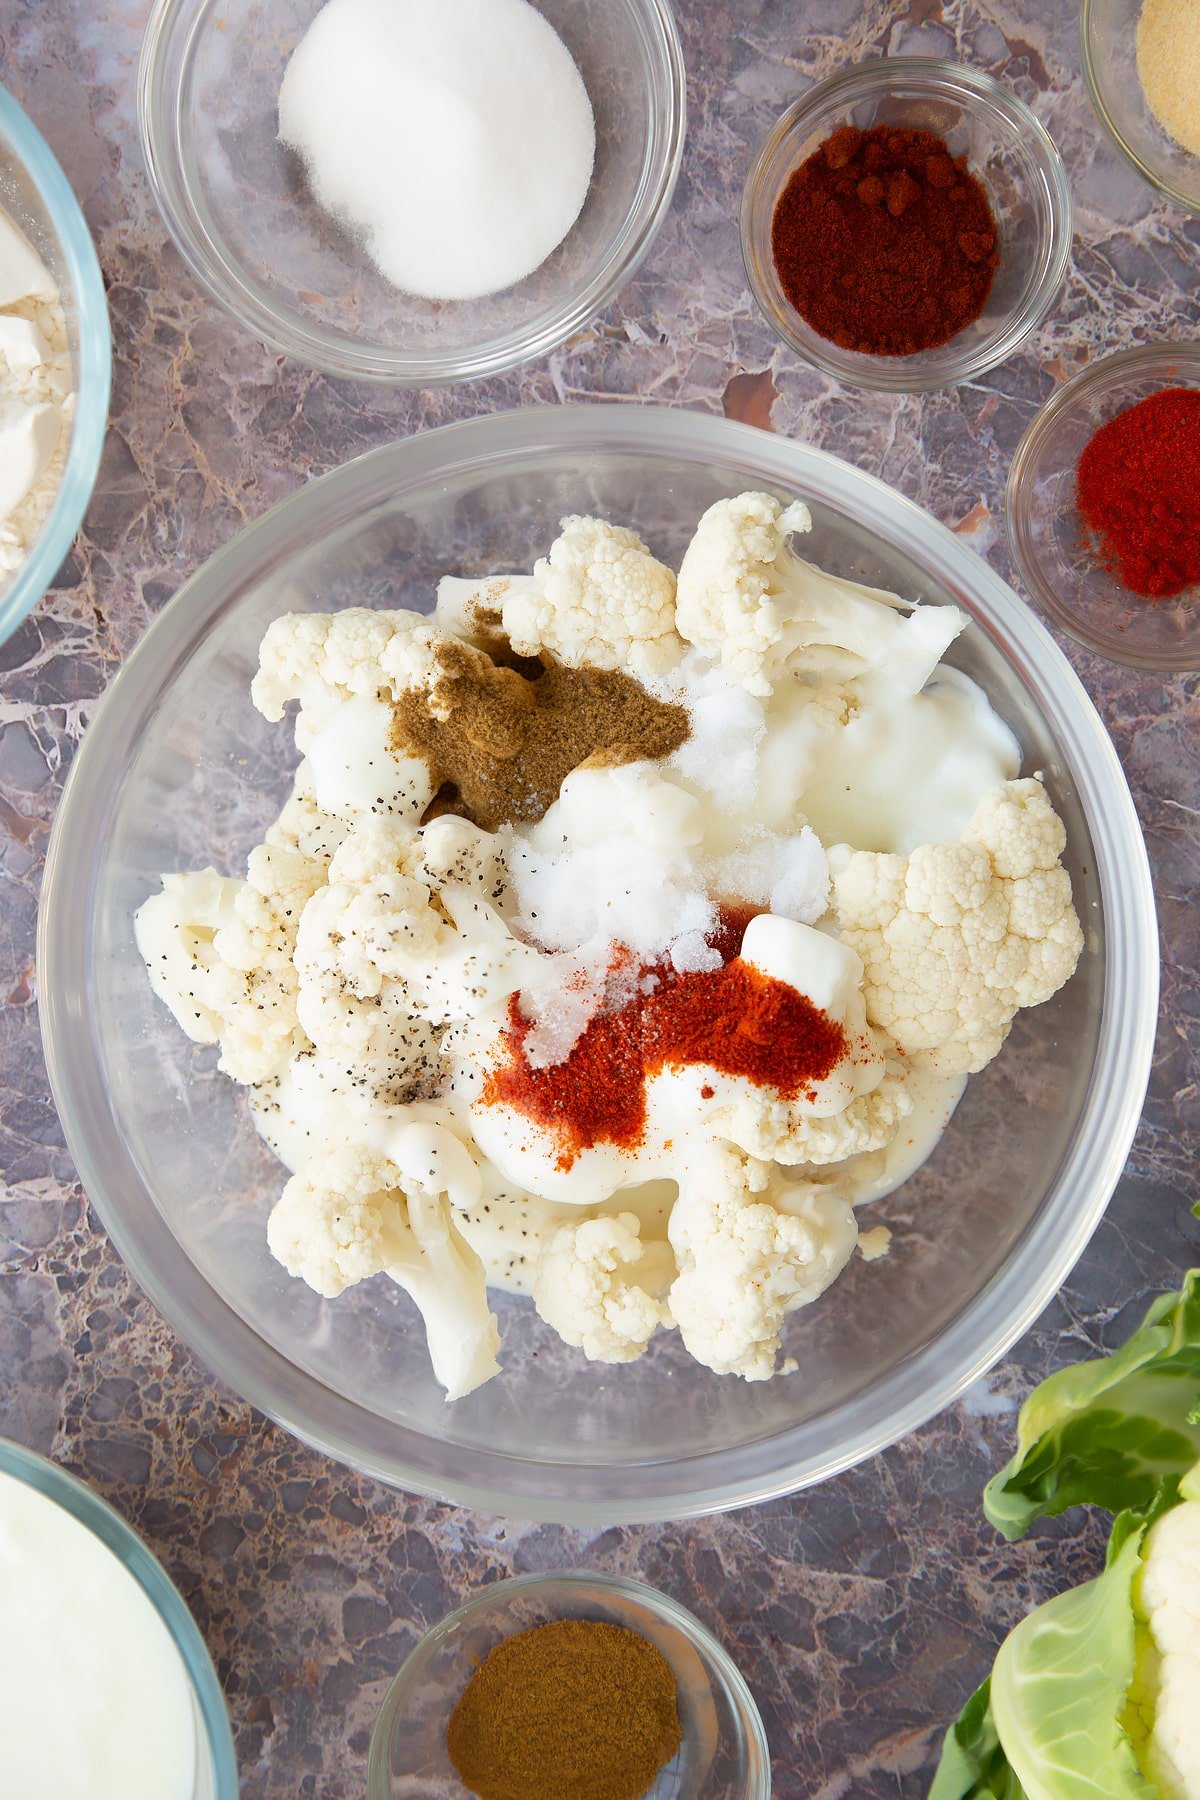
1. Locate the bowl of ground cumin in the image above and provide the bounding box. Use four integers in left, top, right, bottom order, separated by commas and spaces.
367, 1570, 771, 1799
740, 59, 1072, 393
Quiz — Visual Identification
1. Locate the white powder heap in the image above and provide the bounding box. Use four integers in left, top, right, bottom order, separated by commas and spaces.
278, 0, 596, 301
0, 211, 73, 586
1138, 0, 1200, 156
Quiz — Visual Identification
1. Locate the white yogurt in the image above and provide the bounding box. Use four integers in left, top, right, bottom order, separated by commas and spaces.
0, 1468, 197, 1800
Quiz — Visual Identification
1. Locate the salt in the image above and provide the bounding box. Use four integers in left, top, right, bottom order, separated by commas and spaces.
278, 0, 596, 302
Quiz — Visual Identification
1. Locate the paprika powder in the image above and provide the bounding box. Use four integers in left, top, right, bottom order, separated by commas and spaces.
445, 1617, 682, 1800
482, 909, 850, 1168
1075, 387, 1200, 600
771, 123, 1000, 356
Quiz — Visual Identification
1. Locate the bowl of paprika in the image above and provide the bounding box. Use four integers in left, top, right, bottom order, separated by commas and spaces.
740, 59, 1072, 394
366, 1569, 772, 1800
1006, 342, 1200, 670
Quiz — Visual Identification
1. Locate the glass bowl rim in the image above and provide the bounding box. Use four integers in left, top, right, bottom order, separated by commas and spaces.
739, 56, 1074, 395
1079, 0, 1200, 220
135, 0, 687, 385
365, 1568, 772, 1800
0, 81, 112, 648
1006, 340, 1200, 670
0, 1435, 239, 1795
37, 403, 1159, 1523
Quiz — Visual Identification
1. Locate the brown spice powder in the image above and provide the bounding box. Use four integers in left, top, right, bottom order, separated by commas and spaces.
445, 1617, 682, 1800
391, 638, 689, 833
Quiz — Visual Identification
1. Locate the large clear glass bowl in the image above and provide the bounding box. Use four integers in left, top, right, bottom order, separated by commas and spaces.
38, 407, 1157, 1523
0, 83, 111, 647
0, 1436, 237, 1797
137, 0, 685, 384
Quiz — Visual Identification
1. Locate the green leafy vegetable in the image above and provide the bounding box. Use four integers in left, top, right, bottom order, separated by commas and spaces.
929, 1680, 1027, 1800
988, 1519, 1157, 1800
930, 1273, 1200, 1800
984, 1271, 1200, 1541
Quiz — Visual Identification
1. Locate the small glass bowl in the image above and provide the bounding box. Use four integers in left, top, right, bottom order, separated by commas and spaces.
137, 0, 685, 385
1081, 0, 1200, 218
1006, 343, 1200, 670
0, 1437, 238, 1798
0, 83, 111, 648
366, 1571, 771, 1800
740, 59, 1072, 394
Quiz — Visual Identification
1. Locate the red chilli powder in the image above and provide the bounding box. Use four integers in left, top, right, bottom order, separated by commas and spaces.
1075, 387, 1200, 600
482, 913, 849, 1168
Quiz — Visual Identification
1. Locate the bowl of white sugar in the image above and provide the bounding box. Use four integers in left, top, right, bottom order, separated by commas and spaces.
0, 84, 111, 650
0, 1437, 237, 1798
138, 0, 686, 384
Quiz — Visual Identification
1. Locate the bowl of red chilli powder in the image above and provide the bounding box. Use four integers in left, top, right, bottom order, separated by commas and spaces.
1007, 343, 1200, 670
740, 59, 1072, 393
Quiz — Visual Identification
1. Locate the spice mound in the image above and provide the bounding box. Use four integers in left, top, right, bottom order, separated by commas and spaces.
771, 124, 1000, 357
446, 1618, 682, 1800
1137, 0, 1200, 158
1076, 387, 1200, 600
135, 489, 1084, 1401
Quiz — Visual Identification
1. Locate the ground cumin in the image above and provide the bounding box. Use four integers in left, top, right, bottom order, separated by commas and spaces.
391, 638, 689, 832
445, 1618, 682, 1800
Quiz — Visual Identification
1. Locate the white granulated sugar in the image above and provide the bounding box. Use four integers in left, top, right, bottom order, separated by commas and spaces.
0, 212, 73, 586
278, 0, 596, 301
712, 827, 829, 926
657, 650, 768, 813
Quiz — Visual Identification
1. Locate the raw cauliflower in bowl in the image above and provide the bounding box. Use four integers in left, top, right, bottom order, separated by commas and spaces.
135, 492, 1083, 1400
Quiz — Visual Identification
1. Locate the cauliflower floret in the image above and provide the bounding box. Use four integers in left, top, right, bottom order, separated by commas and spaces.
265, 761, 348, 864
495, 514, 684, 678
702, 1068, 917, 1167
532, 1212, 675, 1363
293, 814, 546, 1106
833, 777, 1084, 1074
675, 490, 965, 699
134, 833, 328, 1085
1128, 1497, 1200, 1800
251, 607, 429, 722
667, 1146, 858, 1380
267, 1124, 500, 1400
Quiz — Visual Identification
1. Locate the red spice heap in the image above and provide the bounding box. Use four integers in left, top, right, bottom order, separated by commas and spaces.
482, 911, 849, 1169
771, 124, 1000, 357
1075, 387, 1200, 601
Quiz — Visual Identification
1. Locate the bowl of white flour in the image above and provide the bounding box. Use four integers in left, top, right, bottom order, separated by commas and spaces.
0, 84, 110, 649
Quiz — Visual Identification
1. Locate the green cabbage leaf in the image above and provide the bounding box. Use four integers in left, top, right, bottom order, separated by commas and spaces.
984, 1271, 1200, 1542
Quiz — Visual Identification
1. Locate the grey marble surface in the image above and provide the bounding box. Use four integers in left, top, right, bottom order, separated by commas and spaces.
1, 1, 1198, 1795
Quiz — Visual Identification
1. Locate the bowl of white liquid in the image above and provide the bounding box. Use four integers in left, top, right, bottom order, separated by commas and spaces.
0, 1438, 237, 1799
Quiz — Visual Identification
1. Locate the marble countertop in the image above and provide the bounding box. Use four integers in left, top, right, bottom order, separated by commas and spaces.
1, 2, 1198, 1794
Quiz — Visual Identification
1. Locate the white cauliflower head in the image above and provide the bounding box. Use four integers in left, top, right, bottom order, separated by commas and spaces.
675, 490, 965, 699
1128, 1494, 1200, 1800
531, 1212, 675, 1364
266, 1121, 500, 1400
833, 777, 1084, 1074
667, 1145, 858, 1380
497, 514, 684, 678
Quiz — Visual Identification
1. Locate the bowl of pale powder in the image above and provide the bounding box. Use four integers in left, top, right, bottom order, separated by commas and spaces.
138, 0, 686, 384
0, 83, 110, 649
1082, 0, 1200, 217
